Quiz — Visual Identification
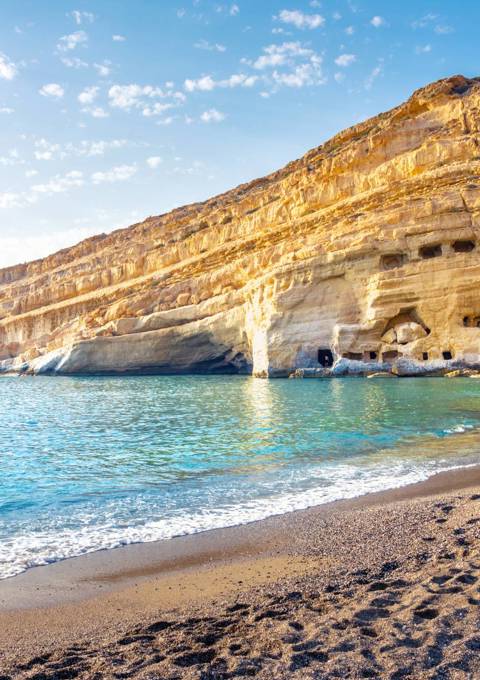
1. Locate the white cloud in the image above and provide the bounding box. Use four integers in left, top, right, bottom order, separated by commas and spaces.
108, 84, 185, 116
70, 10, 95, 25
272, 60, 324, 87
33, 137, 127, 161
370, 16, 385, 27
61, 56, 89, 68
184, 73, 257, 91
78, 85, 99, 105
0, 192, 21, 209
252, 42, 312, 69
247, 42, 324, 91
84, 106, 110, 118
230, 3, 239, 15
411, 13, 437, 29
112, 34, 126, 42
146, 156, 163, 168
200, 108, 225, 123
334, 72, 345, 83
0, 149, 23, 166
435, 24, 453, 34
94, 61, 112, 77
0, 106, 14, 114
416, 44, 432, 54
25, 169, 38, 178
57, 30, 88, 52
34, 139, 63, 161
411, 13, 453, 35
91, 164, 137, 184
277, 9, 324, 30
31, 170, 84, 196
185, 75, 215, 92
335, 53, 356, 67
345, 25, 355, 35
194, 39, 226, 52
142, 102, 174, 117
39, 83, 65, 98
365, 63, 382, 90
0, 52, 17, 80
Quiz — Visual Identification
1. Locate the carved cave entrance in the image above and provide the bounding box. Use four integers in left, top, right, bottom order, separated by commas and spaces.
318, 349, 334, 367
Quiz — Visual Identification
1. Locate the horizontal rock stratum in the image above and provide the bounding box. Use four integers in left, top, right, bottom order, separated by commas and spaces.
2, 74, 480, 377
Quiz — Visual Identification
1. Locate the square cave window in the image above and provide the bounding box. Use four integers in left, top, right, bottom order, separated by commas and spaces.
382, 350, 399, 364
453, 240, 475, 253
318, 349, 334, 367
369, 351, 377, 360
442, 351, 453, 361
419, 244, 442, 259
345, 352, 363, 361
422, 352, 429, 361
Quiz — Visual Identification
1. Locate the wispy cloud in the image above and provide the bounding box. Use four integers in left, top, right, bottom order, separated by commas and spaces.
91, 164, 137, 184
365, 63, 383, 90
39, 83, 65, 98
0, 52, 17, 80
78, 86, 99, 105
146, 156, 163, 168
70, 10, 95, 25
184, 73, 257, 91
112, 34, 126, 42
334, 53, 356, 67
411, 13, 453, 34
94, 61, 112, 77
200, 108, 225, 123
108, 84, 185, 117
245, 42, 324, 91
194, 39, 226, 52
276, 9, 324, 30
370, 16, 385, 28
56, 30, 88, 52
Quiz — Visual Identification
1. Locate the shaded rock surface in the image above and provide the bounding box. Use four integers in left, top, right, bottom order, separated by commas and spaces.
2, 75, 480, 376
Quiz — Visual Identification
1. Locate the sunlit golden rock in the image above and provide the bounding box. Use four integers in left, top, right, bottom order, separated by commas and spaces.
1, 75, 480, 377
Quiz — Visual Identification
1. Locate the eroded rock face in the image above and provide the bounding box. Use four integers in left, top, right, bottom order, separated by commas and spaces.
2, 75, 480, 377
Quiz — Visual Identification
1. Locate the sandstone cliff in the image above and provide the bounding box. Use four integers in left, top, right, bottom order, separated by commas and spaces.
2, 75, 480, 377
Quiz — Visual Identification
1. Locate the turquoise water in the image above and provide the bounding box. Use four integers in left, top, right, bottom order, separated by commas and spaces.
1, 375, 480, 579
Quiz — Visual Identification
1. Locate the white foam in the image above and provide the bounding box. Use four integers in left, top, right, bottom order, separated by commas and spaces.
443, 423, 474, 434
1, 459, 476, 580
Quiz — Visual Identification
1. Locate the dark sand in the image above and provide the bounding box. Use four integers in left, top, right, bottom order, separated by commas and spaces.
2, 465, 480, 678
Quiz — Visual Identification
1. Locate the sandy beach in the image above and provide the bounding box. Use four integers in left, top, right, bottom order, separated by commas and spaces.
0, 465, 480, 678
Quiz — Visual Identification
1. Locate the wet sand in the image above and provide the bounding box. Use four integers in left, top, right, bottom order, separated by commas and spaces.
2, 465, 480, 678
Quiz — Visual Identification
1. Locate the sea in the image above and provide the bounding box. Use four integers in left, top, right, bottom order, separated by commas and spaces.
1, 374, 480, 579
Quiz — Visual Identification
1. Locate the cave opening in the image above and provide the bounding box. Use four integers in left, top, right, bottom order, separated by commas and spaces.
453, 240, 475, 253
318, 349, 334, 367
369, 351, 377, 360
422, 352, 429, 361
380, 253, 406, 270
419, 244, 442, 259
442, 350, 453, 360
344, 352, 363, 361
382, 350, 399, 363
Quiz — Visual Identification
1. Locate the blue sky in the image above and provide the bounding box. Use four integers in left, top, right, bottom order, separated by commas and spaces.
0, 0, 477, 267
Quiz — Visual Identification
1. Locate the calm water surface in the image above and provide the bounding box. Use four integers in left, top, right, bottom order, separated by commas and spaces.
1, 375, 480, 579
